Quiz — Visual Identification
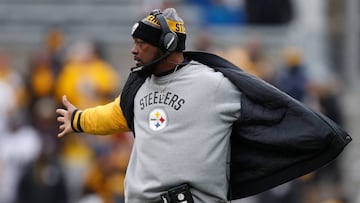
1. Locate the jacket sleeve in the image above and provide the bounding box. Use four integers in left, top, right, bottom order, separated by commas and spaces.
71, 96, 130, 135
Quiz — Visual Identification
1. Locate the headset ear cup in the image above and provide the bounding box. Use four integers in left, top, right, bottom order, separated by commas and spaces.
162, 32, 178, 52
153, 9, 179, 52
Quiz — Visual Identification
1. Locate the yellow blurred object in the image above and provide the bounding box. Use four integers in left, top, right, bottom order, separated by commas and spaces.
298, 172, 315, 182
61, 135, 94, 165
282, 46, 303, 67
221, 46, 274, 81
46, 28, 65, 52
55, 58, 120, 109
31, 64, 55, 96
106, 173, 125, 197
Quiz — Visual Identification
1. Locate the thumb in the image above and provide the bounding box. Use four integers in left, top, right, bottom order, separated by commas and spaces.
62, 95, 76, 110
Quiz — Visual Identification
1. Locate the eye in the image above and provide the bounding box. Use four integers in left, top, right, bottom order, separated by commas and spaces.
134, 40, 145, 48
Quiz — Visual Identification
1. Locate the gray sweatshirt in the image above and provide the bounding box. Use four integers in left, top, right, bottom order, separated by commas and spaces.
125, 61, 241, 203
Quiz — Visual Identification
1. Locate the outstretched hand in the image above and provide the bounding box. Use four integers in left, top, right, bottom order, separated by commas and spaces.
56, 95, 77, 138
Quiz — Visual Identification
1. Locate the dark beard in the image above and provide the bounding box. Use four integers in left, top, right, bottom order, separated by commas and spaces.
138, 49, 167, 77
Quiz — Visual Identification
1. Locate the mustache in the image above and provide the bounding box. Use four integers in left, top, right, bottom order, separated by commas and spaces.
133, 56, 140, 61
133, 56, 142, 65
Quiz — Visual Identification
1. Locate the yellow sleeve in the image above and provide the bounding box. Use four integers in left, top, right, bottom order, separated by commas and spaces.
72, 96, 131, 135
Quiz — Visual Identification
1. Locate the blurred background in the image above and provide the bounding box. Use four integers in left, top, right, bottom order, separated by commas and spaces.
0, 0, 359, 203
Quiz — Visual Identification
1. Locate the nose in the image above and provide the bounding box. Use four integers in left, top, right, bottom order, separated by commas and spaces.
131, 44, 138, 55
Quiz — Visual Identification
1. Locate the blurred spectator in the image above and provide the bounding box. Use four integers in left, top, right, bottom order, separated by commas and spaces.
54, 40, 122, 202
27, 51, 60, 119
275, 46, 309, 102
269, 46, 346, 203
304, 76, 346, 202
60, 133, 94, 203
17, 140, 68, 203
0, 109, 42, 203
242, 37, 275, 82
43, 27, 66, 76
55, 40, 120, 109
27, 27, 66, 113
310, 76, 344, 126
220, 47, 250, 71
17, 29, 69, 201
31, 97, 61, 156
0, 81, 16, 134
193, 30, 216, 52
192, 30, 232, 60
28, 52, 56, 99
220, 37, 275, 82
0, 81, 16, 201
79, 133, 133, 203
256, 46, 314, 203
25, 97, 65, 203
0, 50, 28, 113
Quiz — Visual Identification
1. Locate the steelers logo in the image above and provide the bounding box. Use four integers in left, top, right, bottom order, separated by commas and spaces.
149, 108, 167, 131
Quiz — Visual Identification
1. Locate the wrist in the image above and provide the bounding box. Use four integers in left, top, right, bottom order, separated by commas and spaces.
71, 109, 83, 132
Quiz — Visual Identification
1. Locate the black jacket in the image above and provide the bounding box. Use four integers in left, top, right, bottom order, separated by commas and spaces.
120, 51, 351, 200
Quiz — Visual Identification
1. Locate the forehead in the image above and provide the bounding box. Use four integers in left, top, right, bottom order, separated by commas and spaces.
133, 38, 145, 43
133, 38, 157, 47
132, 38, 159, 51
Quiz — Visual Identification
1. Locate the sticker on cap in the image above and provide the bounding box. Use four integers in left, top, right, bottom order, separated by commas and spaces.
131, 23, 139, 35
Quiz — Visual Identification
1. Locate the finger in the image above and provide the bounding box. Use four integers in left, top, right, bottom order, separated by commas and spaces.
62, 95, 71, 108
62, 95, 67, 104
62, 95, 77, 111
57, 126, 65, 138
56, 109, 67, 116
57, 117, 65, 123
58, 131, 65, 138
59, 124, 65, 130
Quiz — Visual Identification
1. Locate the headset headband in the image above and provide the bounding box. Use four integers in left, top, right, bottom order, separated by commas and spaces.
150, 9, 179, 52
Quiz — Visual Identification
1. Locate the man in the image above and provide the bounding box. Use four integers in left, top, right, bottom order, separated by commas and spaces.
56, 8, 351, 203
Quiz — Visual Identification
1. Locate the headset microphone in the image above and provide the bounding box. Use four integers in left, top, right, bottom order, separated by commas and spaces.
130, 66, 143, 73
130, 51, 170, 73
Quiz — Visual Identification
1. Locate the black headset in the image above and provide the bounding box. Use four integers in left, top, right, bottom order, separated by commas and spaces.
151, 9, 179, 53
